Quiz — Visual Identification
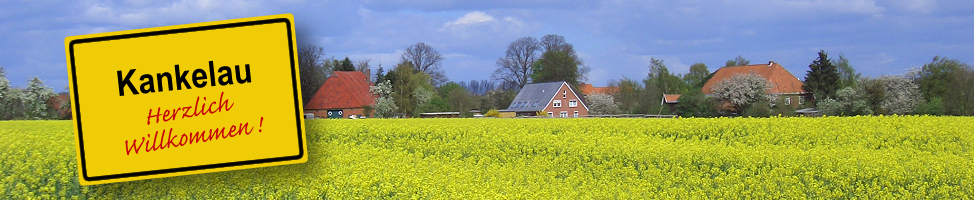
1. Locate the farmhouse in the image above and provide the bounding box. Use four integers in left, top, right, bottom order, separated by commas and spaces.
579, 83, 618, 96
701, 61, 810, 108
504, 81, 588, 117
304, 71, 373, 119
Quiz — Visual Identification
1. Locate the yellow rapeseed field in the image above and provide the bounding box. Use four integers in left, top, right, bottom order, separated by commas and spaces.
1, 116, 972, 198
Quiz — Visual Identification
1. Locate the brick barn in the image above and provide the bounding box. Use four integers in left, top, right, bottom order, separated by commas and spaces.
304, 71, 373, 119
504, 81, 589, 117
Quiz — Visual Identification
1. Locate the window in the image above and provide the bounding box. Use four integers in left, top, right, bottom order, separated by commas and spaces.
532, 101, 539, 107
785, 97, 791, 105
560, 111, 568, 118
553, 100, 562, 107
563, 90, 567, 98
547, 112, 553, 117
569, 100, 577, 107
799, 97, 805, 105
573, 111, 579, 118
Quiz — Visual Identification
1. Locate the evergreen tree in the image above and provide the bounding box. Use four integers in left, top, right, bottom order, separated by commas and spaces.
335, 57, 355, 71
803, 50, 840, 105
374, 65, 385, 84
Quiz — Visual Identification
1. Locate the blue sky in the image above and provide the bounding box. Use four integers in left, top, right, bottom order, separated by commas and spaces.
2, 0, 973, 91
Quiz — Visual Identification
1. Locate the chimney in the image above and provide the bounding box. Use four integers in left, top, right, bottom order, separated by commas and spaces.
365, 68, 371, 83
768, 60, 775, 66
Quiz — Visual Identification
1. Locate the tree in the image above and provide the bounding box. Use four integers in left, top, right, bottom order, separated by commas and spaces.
531, 50, 580, 87
387, 62, 416, 117
0, 67, 20, 120
0, 67, 8, 101
684, 63, 710, 88
355, 59, 371, 73
877, 75, 921, 115
833, 54, 860, 89
492, 37, 540, 89
386, 61, 438, 117
711, 72, 773, 113
23, 77, 56, 119
609, 78, 643, 114
401, 42, 446, 86
298, 45, 333, 106
916, 56, 974, 115
857, 77, 887, 114
915, 96, 945, 115
945, 67, 974, 116
538, 34, 588, 83
675, 90, 716, 117
374, 65, 386, 84
458, 80, 494, 95
432, 82, 474, 115
803, 50, 840, 105
646, 58, 687, 94
481, 89, 517, 111
724, 55, 750, 67
335, 57, 355, 71
817, 87, 872, 116
446, 87, 476, 117
587, 93, 621, 115
369, 80, 397, 118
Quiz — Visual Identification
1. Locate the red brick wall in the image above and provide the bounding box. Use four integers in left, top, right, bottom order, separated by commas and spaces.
543, 84, 589, 117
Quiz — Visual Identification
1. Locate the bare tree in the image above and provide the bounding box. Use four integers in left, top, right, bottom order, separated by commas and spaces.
298, 45, 331, 105
540, 34, 570, 53
492, 37, 539, 89
401, 42, 446, 86
356, 59, 372, 82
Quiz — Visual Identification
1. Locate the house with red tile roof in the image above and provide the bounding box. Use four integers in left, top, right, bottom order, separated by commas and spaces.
579, 83, 618, 95
661, 94, 681, 112
304, 71, 374, 119
701, 61, 810, 109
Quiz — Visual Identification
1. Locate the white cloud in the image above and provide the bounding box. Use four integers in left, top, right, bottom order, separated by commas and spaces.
886, 0, 936, 14
443, 11, 495, 27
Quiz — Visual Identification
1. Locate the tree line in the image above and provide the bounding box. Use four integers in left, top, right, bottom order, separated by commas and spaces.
299, 34, 589, 118
299, 35, 974, 118
0, 68, 70, 120
583, 50, 974, 117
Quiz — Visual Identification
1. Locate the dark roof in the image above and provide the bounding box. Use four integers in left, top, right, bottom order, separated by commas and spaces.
506, 82, 585, 112
305, 71, 374, 110
701, 62, 806, 95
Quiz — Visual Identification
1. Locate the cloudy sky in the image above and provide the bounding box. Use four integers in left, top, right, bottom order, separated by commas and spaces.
2, 0, 973, 91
